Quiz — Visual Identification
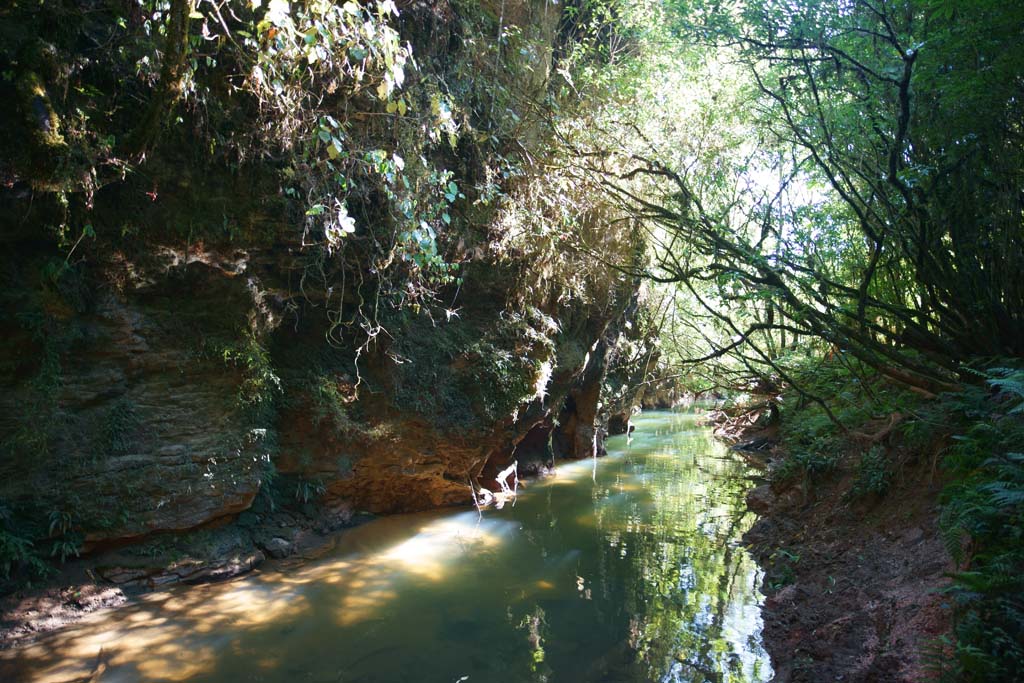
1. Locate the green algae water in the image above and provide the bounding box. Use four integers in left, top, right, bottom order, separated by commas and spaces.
1, 410, 771, 682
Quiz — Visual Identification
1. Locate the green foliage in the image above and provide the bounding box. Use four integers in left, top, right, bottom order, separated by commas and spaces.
583, 0, 1024, 404
982, 367, 1024, 414
49, 537, 81, 564
0, 503, 50, 583
205, 333, 281, 415
767, 356, 928, 491
309, 374, 356, 434
389, 312, 477, 426
849, 446, 892, 499
294, 477, 327, 505
97, 398, 139, 457
0, 530, 46, 582
0, 0, 652, 595
917, 364, 1024, 681
922, 635, 957, 681
772, 359, 878, 481
462, 339, 541, 423
759, 358, 1023, 677
42, 506, 81, 565
200, 333, 281, 504
3, 311, 66, 464
386, 305, 558, 428
765, 548, 800, 590
251, 456, 281, 515
773, 442, 838, 484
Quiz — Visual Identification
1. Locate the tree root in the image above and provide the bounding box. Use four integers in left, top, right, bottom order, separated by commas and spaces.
850, 412, 905, 444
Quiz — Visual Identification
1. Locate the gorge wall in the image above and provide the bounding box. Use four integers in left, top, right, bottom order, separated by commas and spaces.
0, 0, 658, 587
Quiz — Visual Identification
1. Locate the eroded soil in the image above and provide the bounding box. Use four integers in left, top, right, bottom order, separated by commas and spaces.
737, 428, 953, 682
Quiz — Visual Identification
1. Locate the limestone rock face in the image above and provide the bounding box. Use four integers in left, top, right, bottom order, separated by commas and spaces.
0, 0, 647, 560
0, 237, 637, 545
0, 256, 272, 548
275, 412, 483, 513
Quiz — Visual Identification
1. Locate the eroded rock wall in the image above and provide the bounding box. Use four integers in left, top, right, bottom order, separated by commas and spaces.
0, 0, 649, 582
0, 237, 637, 542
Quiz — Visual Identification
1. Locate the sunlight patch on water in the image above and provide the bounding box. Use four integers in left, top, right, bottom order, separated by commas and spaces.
0, 580, 316, 682
0, 410, 771, 683
325, 513, 517, 625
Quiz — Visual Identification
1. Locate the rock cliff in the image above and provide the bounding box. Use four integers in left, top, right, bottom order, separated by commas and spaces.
0, 0, 656, 586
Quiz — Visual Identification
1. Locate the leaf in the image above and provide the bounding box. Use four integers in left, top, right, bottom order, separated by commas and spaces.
327, 138, 343, 159
266, 0, 291, 27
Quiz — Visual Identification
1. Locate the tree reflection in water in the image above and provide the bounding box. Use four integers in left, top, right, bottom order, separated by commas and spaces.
505, 410, 770, 683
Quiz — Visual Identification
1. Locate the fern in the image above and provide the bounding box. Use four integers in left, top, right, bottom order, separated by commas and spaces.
981, 366, 1024, 413
922, 635, 958, 682
934, 368, 1024, 681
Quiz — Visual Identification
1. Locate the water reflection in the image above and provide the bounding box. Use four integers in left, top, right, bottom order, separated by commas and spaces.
0, 411, 770, 682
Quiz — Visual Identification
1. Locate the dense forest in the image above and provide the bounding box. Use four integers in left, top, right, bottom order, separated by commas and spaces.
0, 0, 1022, 681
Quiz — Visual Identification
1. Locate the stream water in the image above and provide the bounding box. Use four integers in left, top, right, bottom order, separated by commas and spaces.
1, 410, 771, 683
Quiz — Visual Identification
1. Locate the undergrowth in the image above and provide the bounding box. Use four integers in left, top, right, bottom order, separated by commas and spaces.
933, 366, 1024, 681
770, 357, 1024, 681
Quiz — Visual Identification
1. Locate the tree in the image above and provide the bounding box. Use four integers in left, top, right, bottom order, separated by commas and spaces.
569, 0, 1024, 394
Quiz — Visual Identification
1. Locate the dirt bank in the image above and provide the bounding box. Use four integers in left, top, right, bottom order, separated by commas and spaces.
730, 421, 954, 682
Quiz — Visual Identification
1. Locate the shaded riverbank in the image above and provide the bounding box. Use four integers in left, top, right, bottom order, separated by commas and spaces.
1, 410, 771, 682
728, 416, 952, 682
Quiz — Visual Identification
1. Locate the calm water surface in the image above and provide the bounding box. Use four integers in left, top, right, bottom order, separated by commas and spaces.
1, 410, 771, 682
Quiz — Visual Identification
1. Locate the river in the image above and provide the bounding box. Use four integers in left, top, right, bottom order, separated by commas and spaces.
1, 410, 771, 682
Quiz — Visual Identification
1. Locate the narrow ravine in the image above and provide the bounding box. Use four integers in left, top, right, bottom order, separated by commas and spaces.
0, 411, 770, 683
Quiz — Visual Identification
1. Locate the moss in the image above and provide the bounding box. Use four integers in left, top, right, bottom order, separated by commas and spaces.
384, 305, 558, 428
15, 70, 66, 150
388, 311, 478, 428
95, 398, 140, 458
459, 339, 540, 423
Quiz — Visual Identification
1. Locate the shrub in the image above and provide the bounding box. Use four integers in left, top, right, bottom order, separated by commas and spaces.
937, 365, 1024, 681
849, 446, 892, 499
0, 503, 50, 584
773, 438, 839, 483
